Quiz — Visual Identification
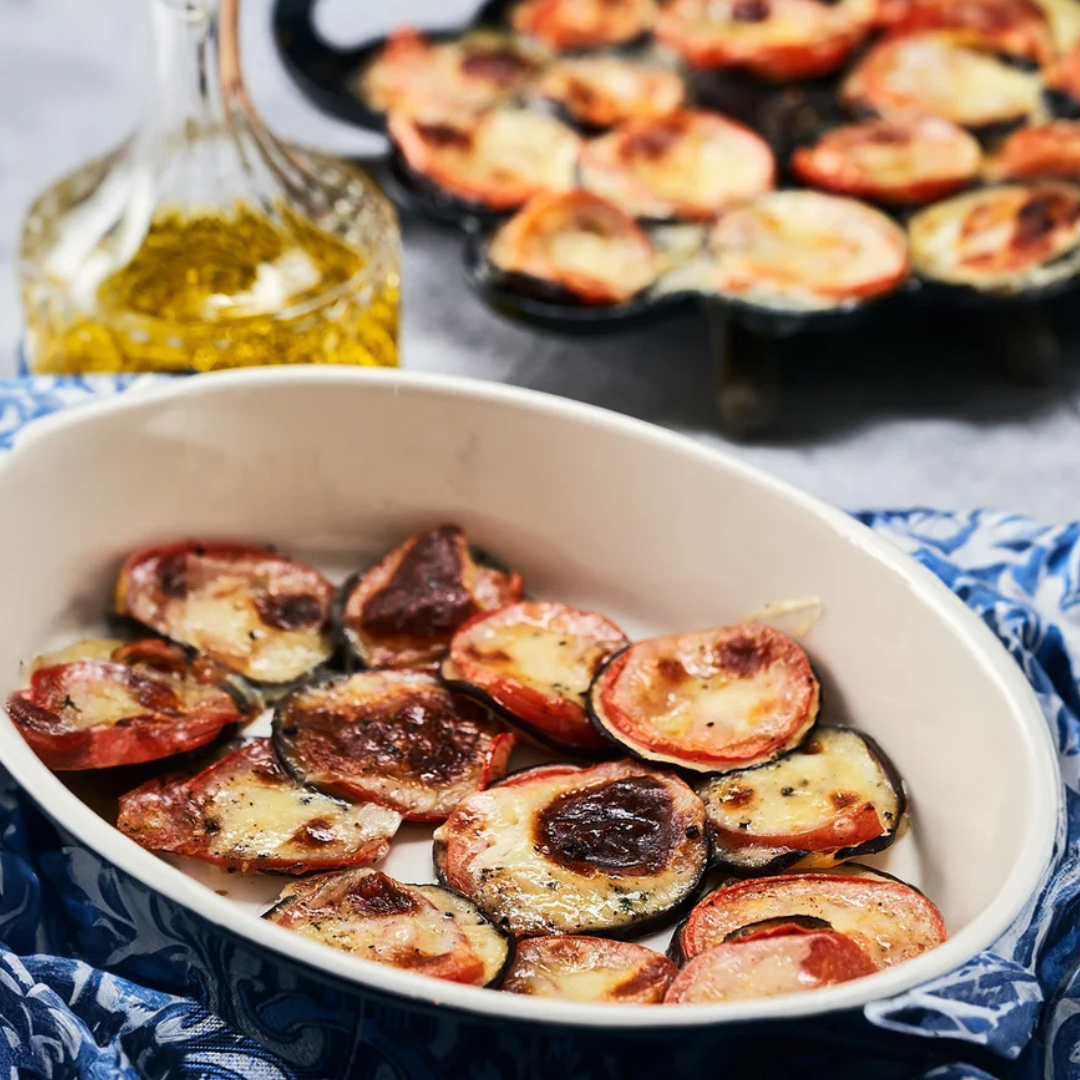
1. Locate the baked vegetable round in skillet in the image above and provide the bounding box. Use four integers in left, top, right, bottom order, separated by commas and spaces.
698, 726, 906, 874
442, 599, 629, 751
685, 190, 910, 312
791, 116, 983, 205
115, 541, 335, 686
388, 107, 581, 212
986, 121, 1080, 180
1036, 0, 1080, 56
7, 639, 247, 771
588, 623, 820, 772
511, 0, 658, 51
888, 0, 1055, 64
434, 759, 708, 937
501, 935, 677, 1002
536, 55, 687, 130
265, 867, 512, 986
664, 928, 877, 1004
580, 110, 776, 221
359, 28, 544, 119
337, 524, 523, 671
117, 739, 402, 873
1048, 41, 1080, 108
655, 0, 868, 81
273, 671, 517, 822
908, 180, 1080, 293
841, 32, 1042, 130
671, 871, 947, 967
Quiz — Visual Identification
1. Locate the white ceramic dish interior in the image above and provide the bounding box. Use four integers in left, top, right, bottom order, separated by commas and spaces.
0, 369, 1059, 1027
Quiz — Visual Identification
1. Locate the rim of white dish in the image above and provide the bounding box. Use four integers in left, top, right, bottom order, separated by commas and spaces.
0, 368, 1061, 1028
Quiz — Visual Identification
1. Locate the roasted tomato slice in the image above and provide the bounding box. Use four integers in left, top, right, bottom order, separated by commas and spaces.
337, 525, 523, 672
888, 0, 1054, 64
699, 727, 906, 875
7, 641, 246, 771
502, 935, 677, 1002
511, 0, 658, 51
655, 0, 867, 81
908, 180, 1080, 292
672, 872, 947, 967
359, 28, 543, 118
115, 541, 334, 686
117, 739, 402, 873
841, 32, 1041, 130
265, 868, 511, 986
791, 117, 982, 205
588, 624, 820, 773
388, 108, 581, 212
487, 192, 662, 306
434, 759, 707, 937
580, 110, 776, 221
664, 929, 877, 1004
273, 671, 516, 823
443, 600, 628, 753
536, 56, 686, 130
694, 191, 910, 311
986, 121, 1080, 181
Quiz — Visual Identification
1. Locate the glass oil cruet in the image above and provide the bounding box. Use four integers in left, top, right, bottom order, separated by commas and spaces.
19, 0, 401, 374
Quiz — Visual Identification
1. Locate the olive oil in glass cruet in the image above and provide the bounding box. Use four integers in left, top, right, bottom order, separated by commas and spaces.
19, 0, 401, 374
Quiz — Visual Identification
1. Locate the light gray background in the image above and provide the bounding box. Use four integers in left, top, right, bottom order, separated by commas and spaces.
4, 0, 1080, 518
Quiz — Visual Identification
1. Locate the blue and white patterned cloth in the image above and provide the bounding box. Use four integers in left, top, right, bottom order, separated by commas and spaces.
1, 376, 1079, 1080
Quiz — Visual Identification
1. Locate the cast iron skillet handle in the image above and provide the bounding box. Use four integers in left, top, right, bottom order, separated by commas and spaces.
705, 301, 781, 440
272, 0, 386, 131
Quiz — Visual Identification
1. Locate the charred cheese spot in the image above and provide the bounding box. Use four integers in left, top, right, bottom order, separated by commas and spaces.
511, 0, 659, 51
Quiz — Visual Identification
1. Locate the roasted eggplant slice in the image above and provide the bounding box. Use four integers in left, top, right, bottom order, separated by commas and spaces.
699, 727, 906, 875
888, 0, 1055, 64
442, 599, 629, 752
433, 759, 708, 937
117, 739, 402, 872
115, 541, 335, 686
502, 935, 677, 1002
672, 871, 947, 967
7, 641, 247, 771
791, 117, 983, 205
987, 120, 1080, 180
388, 107, 581, 212
336, 524, 523, 671
580, 110, 776, 221
265, 868, 511, 986
664, 928, 877, 1004
841, 32, 1042, 130
511, 0, 658, 51
359, 28, 544, 119
536, 55, 687, 130
655, 0, 868, 81
908, 180, 1080, 294
588, 624, 820, 773
273, 671, 516, 822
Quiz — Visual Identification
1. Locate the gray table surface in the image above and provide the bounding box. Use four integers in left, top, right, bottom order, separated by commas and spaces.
4, 0, 1080, 520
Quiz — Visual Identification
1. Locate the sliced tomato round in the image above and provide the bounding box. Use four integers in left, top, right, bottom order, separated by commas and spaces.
7, 645, 245, 771
699, 727, 906, 875
986, 121, 1080, 181
588, 623, 820, 773
337, 524, 523, 672
664, 929, 877, 1004
656, 0, 867, 81
115, 540, 335, 686
117, 739, 402, 873
502, 935, 677, 1002
908, 180, 1080, 293
434, 758, 708, 937
273, 670, 516, 822
265, 868, 512, 986
791, 116, 983, 205
580, 109, 776, 221
888, 0, 1054, 64
672, 872, 947, 968
388, 108, 581, 212
511, 0, 658, 51
443, 599, 629, 752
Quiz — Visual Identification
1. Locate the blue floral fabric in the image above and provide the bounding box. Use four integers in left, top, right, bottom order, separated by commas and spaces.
1, 378, 1079, 1079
